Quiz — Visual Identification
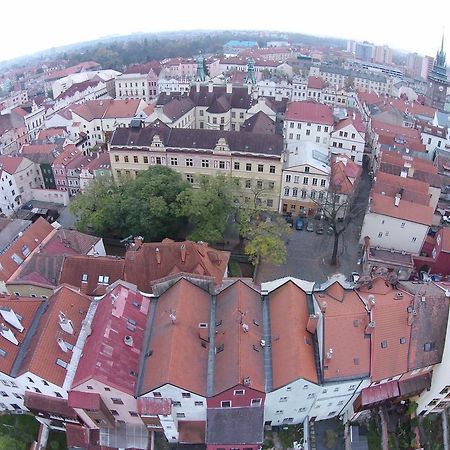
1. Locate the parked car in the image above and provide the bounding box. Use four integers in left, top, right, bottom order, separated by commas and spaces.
295, 218, 304, 230
306, 221, 314, 232
316, 223, 324, 234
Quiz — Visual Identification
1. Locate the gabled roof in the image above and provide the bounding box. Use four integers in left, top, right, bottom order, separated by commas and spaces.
162, 97, 195, 121
214, 280, 264, 395
241, 111, 275, 134
55, 80, 102, 101
285, 101, 334, 125
317, 283, 370, 381
42, 229, 100, 256
140, 278, 210, 396
0, 218, 54, 282
21, 144, 57, 156
0, 296, 44, 376
124, 240, 230, 292
59, 255, 125, 296
37, 128, 67, 140
359, 278, 413, 381
72, 284, 148, 394
333, 114, 365, 134
0, 155, 24, 174
307, 76, 326, 90
269, 281, 318, 388
52, 144, 81, 167
331, 155, 362, 195
17, 285, 91, 386
71, 99, 144, 121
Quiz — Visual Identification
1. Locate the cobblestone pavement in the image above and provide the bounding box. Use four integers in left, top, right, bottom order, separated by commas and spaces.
256, 171, 372, 284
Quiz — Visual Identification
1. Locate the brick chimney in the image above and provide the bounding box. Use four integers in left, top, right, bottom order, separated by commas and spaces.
320, 301, 327, 314
306, 314, 319, 334
155, 247, 161, 265
365, 321, 375, 334
180, 244, 186, 263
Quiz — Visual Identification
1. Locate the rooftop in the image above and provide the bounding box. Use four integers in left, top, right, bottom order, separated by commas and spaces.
285, 101, 334, 125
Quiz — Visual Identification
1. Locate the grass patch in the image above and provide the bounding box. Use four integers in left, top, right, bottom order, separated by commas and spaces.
0, 413, 40, 449
228, 258, 242, 277
278, 425, 304, 449
47, 430, 67, 449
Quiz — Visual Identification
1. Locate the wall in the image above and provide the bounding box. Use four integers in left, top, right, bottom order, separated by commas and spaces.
359, 212, 428, 254
207, 385, 265, 408
31, 189, 69, 206
5, 283, 53, 298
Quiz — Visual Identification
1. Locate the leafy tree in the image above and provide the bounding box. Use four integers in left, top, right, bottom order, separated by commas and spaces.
70, 167, 190, 241
0, 433, 26, 450
176, 175, 237, 243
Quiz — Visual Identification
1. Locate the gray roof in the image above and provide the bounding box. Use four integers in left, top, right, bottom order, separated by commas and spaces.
320, 65, 387, 83
435, 111, 450, 128
206, 406, 264, 445
111, 123, 283, 157
0, 219, 32, 254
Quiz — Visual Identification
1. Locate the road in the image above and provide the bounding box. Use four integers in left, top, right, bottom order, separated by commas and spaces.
256, 171, 372, 284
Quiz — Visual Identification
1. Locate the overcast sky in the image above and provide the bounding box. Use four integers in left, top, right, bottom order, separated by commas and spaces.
3, 0, 449, 63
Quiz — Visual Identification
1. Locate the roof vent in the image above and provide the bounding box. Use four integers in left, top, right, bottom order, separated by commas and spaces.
124, 335, 134, 347
326, 348, 333, 360
57, 338, 68, 353
260, 339, 266, 348
242, 323, 249, 333
243, 376, 251, 386
395, 292, 404, 299
0, 309, 23, 333
58, 312, 73, 335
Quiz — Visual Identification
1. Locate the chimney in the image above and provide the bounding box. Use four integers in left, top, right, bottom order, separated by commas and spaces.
320, 301, 327, 314
306, 314, 319, 334
365, 321, 375, 334
226, 82, 232, 94
367, 295, 376, 310
134, 236, 143, 250
394, 193, 401, 207
57, 338, 68, 353
408, 309, 416, 326
363, 235, 370, 250
180, 244, 186, 263
155, 247, 161, 264
325, 348, 333, 360
208, 80, 213, 93
196, 81, 200, 93
58, 313, 74, 335
408, 165, 415, 178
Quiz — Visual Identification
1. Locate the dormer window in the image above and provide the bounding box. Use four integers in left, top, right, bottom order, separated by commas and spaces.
82, 274, 88, 282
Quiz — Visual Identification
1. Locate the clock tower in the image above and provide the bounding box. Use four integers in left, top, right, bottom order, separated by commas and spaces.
425, 35, 448, 111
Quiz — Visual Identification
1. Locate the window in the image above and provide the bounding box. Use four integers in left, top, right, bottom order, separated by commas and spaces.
306, 130, 310, 136
219, 161, 225, 169
111, 398, 124, 405
114, 155, 119, 162
195, 401, 203, 406
245, 180, 251, 188
381, 340, 388, 349
234, 162, 240, 170
301, 190, 307, 199
143, 156, 148, 164
316, 137, 320, 143
270, 165, 275, 173
170, 157, 178, 166
104, 387, 111, 391
133, 156, 138, 163
182, 392, 191, 398
324, 126, 329, 132
54, 391, 62, 397
234, 390, 245, 396
312, 178, 318, 186
351, 145, 356, 151
412, 237, 417, 243
256, 180, 263, 189
400, 337, 406, 344
55, 359, 68, 369
251, 398, 262, 406
111, 410, 119, 416
87, 385, 93, 390
155, 157, 161, 165
221, 401, 231, 407
303, 177, 308, 185
172, 401, 181, 407
292, 188, 298, 197
246, 163, 252, 171
153, 392, 162, 398
202, 159, 209, 168
378, 232, 383, 238
279, 397, 288, 402
267, 199, 273, 207
176, 413, 186, 418
401, 222, 405, 228
258, 164, 264, 172
124, 156, 129, 163
185, 158, 193, 167
285, 174, 291, 182
268, 182, 275, 190
290, 122, 294, 128
186, 174, 194, 184
317, 125, 322, 132
424, 342, 435, 352
284, 187, 290, 196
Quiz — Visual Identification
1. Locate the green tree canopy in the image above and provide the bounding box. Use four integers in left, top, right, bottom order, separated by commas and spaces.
176, 174, 238, 243
70, 166, 190, 241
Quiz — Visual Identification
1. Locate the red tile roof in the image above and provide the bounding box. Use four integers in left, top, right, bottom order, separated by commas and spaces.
0, 296, 43, 376
285, 101, 334, 125
307, 76, 326, 90
359, 280, 414, 381
179, 421, 206, 444
18, 285, 92, 386
379, 151, 437, 174
52, 144, 81, 167
37, 128, 67, 140
137, 397, 171, 415
21, 144, 57, 156
55, 80, 101, 101
0, 218, 54, 282
370, 192, 434, 226
214, 280, 264, 395
124, 240, 229, 292
72, 283, 149, 394
0, 155, 24, 174
269, 281, 318, 388
71, 99, 144, 121
41, 229, 100, 256
331, 155, 362, 195
439, 228, 450, 253
318, 283, 370, 381
140, 278, 210, 396
83, 152, 111, 172
333, 112, 365, 134
59, 255, 125, 296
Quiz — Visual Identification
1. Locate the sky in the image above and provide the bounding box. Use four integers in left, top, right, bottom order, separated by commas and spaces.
3, 0, 450, 63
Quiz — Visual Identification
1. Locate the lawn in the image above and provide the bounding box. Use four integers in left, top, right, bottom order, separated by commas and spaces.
0, 413, 40, 449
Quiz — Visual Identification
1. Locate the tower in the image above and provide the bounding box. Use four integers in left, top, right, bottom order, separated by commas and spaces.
195, 55, 207, 82
244, 58, 257, 85
426, 35, 448, 111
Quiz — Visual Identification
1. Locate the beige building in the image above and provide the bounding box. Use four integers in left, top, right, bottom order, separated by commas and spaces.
109, 121, 283, 210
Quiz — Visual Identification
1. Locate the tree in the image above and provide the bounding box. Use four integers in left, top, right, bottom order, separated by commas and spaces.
236, 187, 291, 266
70, 167, 191, 241
176, 175, 237, 243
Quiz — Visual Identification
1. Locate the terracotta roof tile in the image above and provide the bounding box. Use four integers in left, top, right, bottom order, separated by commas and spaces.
0, 156, 24, 174
21, 144, 57, 156
214, 280, 264, 395
18, 285, 91, 386
124, 240, 229, 292
71, 99, 144, 122
140, 278, 210, 396
0, 218, 54, 282
72, 284, 148, 394
285, 101, 334, 125
317, 283, 370, 381
0, 296, 43, 375
307, 76, 326, 90
269, 281, 318, 388
52, 144, 81, 167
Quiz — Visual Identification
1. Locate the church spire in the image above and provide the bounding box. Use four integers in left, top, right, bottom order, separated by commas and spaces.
244, 58, 256, 85
195, 54, 206, 82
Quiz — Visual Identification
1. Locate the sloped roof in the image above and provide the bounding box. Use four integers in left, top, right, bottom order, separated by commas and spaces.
162, 97, 195, 121
0, 217, 54, 282
140, 278, 210, 396
59, 255, 125, 296
21, 144, 57, 156
331, 155, 362, 195
214, 280, 264, 395
42, 229, 100, 256
55, 80, 102, 101
72, 284, 149, 394
124, 240, 229, 292
269, 281, 318, 388
52, 144, 81, 167
71, 99, 144, 121
285, 101, 334, 125
241, 111, 275, 134
0, 155, 24, 174
18, 285, 91, 386
308, 76, 326, 90
317, 283, 370, 381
